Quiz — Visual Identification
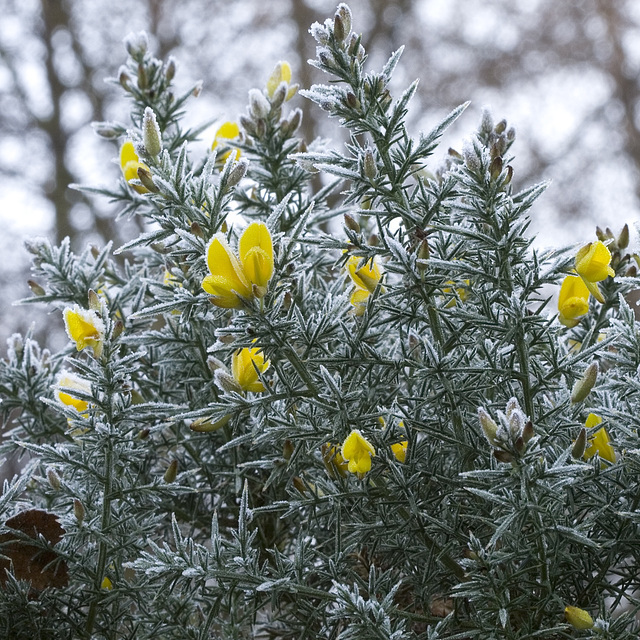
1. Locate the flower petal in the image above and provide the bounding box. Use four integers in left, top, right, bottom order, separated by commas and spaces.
204, 234, 251, 304
239, 223, 274, 288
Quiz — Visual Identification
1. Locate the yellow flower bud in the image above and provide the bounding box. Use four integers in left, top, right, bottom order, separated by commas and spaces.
63, 305, 105, 358
266, 61, 292, 99
564, 606, 594, 630
391, 441, 408, 463
231, 345, 270, 393
557, 275, 590, 327
120, 141, 150, 194
341, 429, 376, 475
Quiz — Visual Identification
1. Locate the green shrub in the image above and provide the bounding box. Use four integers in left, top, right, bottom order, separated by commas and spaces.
2, 4, 640, 638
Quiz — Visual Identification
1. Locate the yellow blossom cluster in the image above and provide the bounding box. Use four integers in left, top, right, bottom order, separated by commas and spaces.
558, 240, 614, 327
202, 222, 274, 308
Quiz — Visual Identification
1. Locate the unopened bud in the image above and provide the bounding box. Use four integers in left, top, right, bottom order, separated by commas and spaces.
626, 264, 637, 277
270, 83, 287, 109
333, 14, 346, 42
480, 109, 493, 135
227, 158, 249, 188
256, 118, 267, 139
283, 439, 294, 460
595, 226, 606, 242
137, 63, 147, 90
292, 476, 306, 494
88, 289, 101, 311
137, 166, 158, 192
346, 91, 359, 109
92, 121, 122, 140
363, 148, 377, 181
494, 119, 507, 135
164, 459, 178, 483
73, 499, 85, 524
192, 81, 203, 98
463, 141, 481, 173
47, 468, 61, 491
124, 31, 148, 60
142, 107, 162, 157
564, 606, 594, 630
368, 233, 379, 246
336, 3, 352, 37
118, 66, 132, 90
138, 428, 150, 440
416, 238, 430, 269
190, 415, 231, 433
571, 428, 587, 459
522, 420, 534, 443
618, 223, 629, 250
571, 362, 598, 404
514, 436, 526, 455
249, 88, 271, 120
489, 156, 503, 180
239, 114, 257, 137
164, 56, 177, 82
282, 108, 302, 137
215, 369, 242, 394
252, 283, 267, 299
504, 165, 514, 185
28, 280, 45, 296
190, 221, 203, 237
478, 407, 499, 446
111, 318, 124, 340
343, 213, 360, 233
494, 450, 514, 463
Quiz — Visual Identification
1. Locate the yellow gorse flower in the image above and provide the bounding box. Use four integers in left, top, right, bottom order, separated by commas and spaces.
346, 255, 383, 316
265, 61, 297, 101
583, 413, 616, 464
558, 275, 590, 327
202, 222, 274, 308
238, 221, 274, 290
575, 240, 615, 303
231, 345, 270, 392
63, 305, 105, 358
55, 372, 92, 415
341, 429, 376, 475
211, 121, 241, 162
120, 141, 150, 194
564, 606, 594, 630
101, 576, 113, 590
391, 441, 408, 463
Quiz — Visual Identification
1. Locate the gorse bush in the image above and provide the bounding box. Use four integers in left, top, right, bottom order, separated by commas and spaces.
2, 4, 640, 638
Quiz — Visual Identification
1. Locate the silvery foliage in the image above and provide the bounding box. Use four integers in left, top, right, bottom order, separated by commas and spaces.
1, 3, 640, 638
